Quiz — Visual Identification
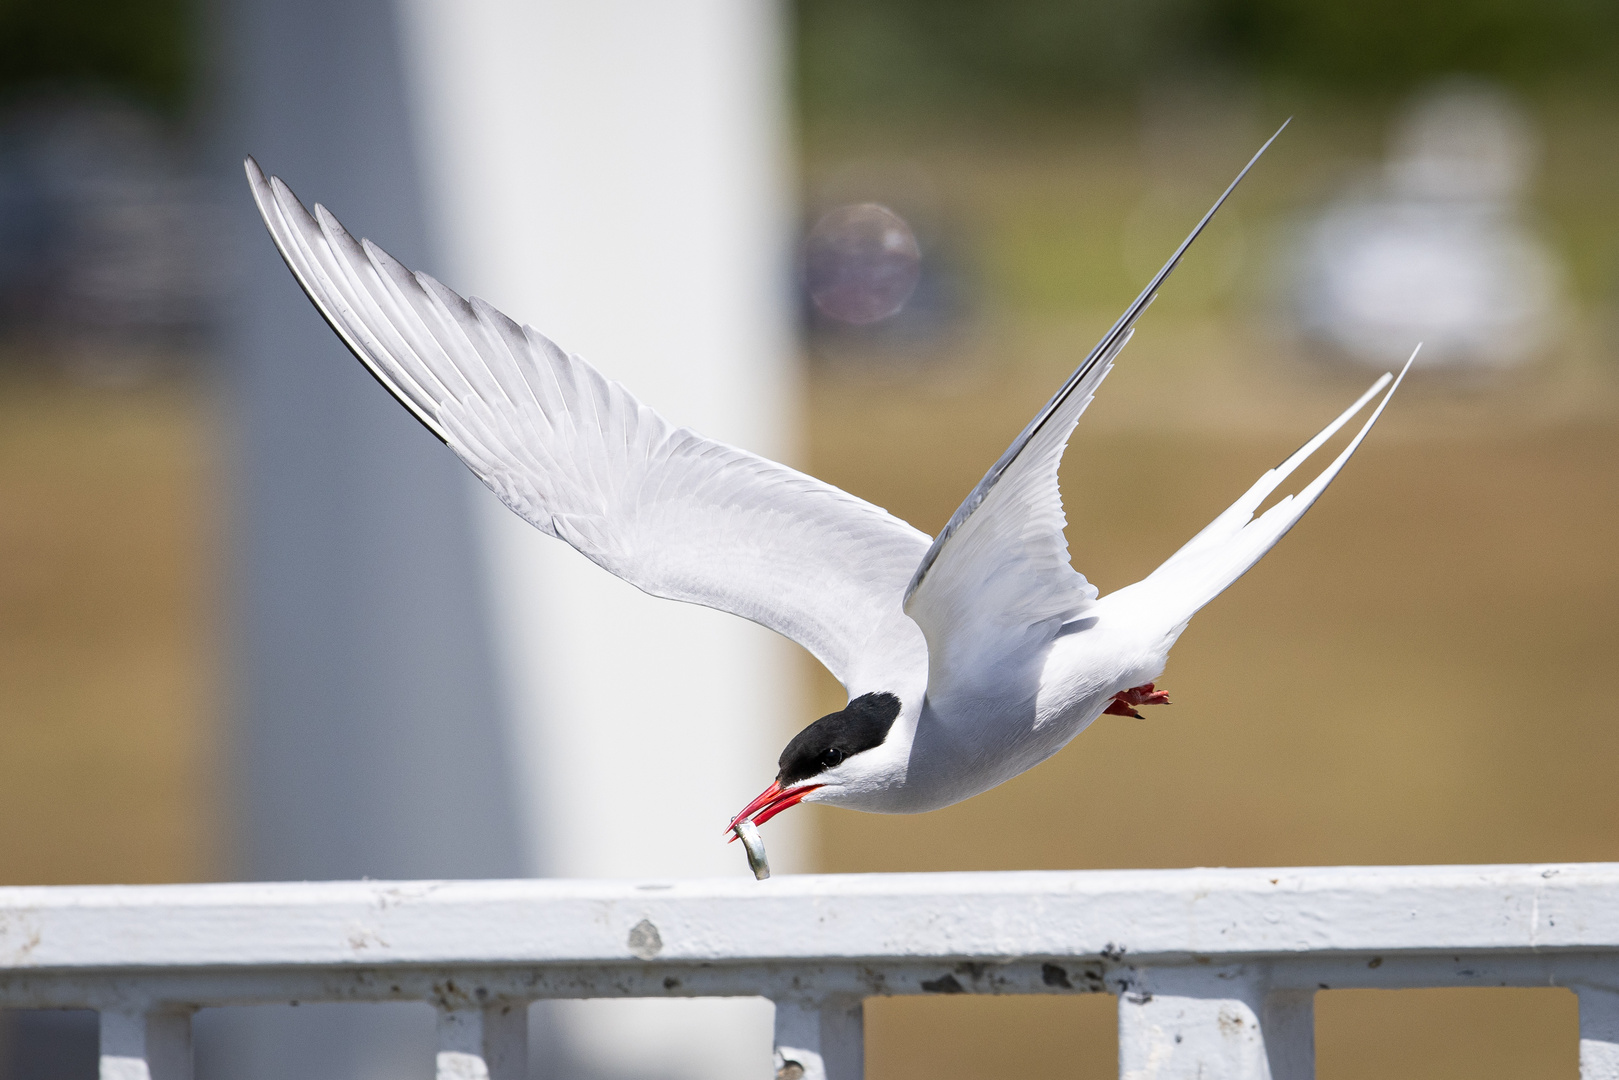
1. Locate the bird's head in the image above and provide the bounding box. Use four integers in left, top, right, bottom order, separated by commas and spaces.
727, 691, 905, 832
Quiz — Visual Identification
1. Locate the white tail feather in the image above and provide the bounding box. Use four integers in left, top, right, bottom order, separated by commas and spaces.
1139, 346, 1417, 624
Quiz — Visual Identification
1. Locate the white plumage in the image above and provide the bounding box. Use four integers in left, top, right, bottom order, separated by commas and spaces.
245, 124, 1410, 834
251, 168, 929, 699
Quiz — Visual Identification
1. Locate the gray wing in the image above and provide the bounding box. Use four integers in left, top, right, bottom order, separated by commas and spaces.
902, 123, 1288, 706
246, 158, 931, 696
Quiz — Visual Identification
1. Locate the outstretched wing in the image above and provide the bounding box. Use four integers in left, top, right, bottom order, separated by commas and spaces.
903, 123, 1289, 704
246, 158, 931, 695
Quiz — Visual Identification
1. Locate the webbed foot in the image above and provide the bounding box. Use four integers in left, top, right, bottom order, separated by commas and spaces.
1105, 682, 1171, 719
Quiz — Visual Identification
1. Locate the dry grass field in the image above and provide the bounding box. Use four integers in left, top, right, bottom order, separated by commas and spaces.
1, 105, 1616, 1078
0, 369, 217, 888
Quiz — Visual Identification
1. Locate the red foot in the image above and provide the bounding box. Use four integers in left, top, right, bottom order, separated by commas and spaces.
1105, 683, 1171, 719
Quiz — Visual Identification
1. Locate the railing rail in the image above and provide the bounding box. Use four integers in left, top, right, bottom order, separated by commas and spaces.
3, 863, 1618, 1079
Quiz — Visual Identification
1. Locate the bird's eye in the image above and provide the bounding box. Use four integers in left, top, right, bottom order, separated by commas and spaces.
818, 747, 845, 770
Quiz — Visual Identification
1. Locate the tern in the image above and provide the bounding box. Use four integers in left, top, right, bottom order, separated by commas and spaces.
245, 124, 1410, 858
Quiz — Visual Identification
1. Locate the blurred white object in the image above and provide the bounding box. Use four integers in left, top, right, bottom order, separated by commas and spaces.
396, 2, 797, 1078
1294, 82, 1562, 369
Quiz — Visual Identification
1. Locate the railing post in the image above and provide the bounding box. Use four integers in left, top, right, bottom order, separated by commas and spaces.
772, 995, 864, 1080
1117, 967, 1312, 1080
1578, 985, 1619, 1080
435, 1002, 528, 1080
99, 1008, 194, 1080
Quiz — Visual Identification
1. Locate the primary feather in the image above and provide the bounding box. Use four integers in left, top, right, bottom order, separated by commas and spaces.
246, 157, 930, 697
903, 121, 1291, 717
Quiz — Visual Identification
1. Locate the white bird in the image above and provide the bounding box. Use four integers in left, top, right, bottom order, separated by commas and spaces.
244, 124, 1410, 851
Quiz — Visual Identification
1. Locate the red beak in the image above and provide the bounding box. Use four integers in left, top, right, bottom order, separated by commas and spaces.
726, 780, 822, 837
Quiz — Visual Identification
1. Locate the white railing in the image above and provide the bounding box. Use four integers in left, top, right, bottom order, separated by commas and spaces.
3, 863, 1618, 1080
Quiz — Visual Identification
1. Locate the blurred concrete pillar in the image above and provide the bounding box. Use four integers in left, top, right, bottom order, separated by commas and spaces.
396, 1, 802, 1077
210, 0, 530, 1073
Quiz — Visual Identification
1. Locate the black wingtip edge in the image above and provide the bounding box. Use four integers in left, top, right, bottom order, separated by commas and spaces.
239, 156, 452, 448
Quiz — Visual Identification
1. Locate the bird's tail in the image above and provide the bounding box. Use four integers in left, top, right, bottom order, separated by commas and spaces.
1135, 347, 1416, 626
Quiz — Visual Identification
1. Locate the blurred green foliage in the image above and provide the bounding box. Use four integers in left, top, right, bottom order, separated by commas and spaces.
1212, 0, 1619, 88
2, 0, 1613, 122
796, 0, 1619, 119
0, 0, 191, 113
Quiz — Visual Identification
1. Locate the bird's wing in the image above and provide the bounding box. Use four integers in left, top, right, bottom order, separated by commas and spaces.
1131, 350, 1414, 625
902, 123, 1289, 704
245, 158, 931, 696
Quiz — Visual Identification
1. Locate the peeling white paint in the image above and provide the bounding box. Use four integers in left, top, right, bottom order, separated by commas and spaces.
0, 865, 1616, 1079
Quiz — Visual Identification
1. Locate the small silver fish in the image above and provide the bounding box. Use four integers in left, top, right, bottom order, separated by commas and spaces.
733, 820, 770, 880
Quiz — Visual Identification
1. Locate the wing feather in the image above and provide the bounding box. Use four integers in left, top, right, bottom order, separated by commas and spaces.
903, 124, 1288, 707
246, 157, 930, 695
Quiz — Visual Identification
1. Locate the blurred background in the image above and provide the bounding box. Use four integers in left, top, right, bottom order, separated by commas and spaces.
1, 0, 1617, 1077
